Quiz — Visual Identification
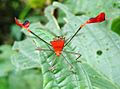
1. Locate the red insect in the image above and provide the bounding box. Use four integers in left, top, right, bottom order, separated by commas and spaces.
50, 36, 65, 56
15, 12, 105, 69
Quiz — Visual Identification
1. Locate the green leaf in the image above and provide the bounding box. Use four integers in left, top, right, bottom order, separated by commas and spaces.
9, 69, 43, 89
0, 45, 13, 77
111, 16, 120, 35
64, 0, 120, 19
63, 0, 120, 31
0, 45, 12, 61
11, 38, 41, 70
27, 0, 46, 8
0, 77, 8, 89
12, 2, 120, 89
11, 25, 22, 41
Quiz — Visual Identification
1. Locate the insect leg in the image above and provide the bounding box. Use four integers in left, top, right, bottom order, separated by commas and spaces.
63, 50, 81, 62
61, 54, 74, 69
36, 47, 53, 51
48, 54, 57, 71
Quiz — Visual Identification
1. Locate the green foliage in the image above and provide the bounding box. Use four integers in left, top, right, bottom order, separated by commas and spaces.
27, 0, 46, 8
11, 25, 23, 41
0, 45, 12, 88
9, 69, 43, 89
11, 2, 120, 89
64, 0, 120, 18
0, 68, 43, 89
0, 45, 43, 89
111, 16, 120, 35
0, 45, 12, 61
0, 77, 8, 89
0, 45, 13, 76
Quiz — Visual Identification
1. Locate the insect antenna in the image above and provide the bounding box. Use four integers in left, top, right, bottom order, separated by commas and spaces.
64, 26, 83, 47
15, 17, 51, 46
28, 30, 51, 46
64, 12, 105, 47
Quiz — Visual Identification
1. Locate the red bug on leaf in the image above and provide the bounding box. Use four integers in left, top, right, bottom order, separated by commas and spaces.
50, 36, 65, 56
15, 12, 105, 69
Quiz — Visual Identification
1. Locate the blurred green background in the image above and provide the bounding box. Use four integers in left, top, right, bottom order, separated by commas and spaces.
0, 0, 120, 89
